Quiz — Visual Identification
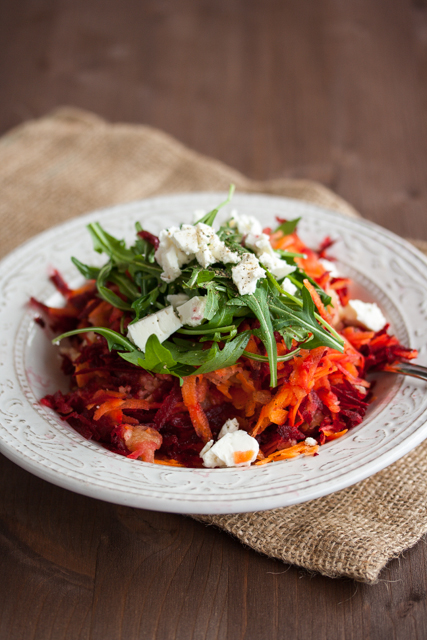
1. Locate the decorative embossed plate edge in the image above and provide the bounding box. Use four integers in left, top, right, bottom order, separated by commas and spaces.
0, 192, 426, 514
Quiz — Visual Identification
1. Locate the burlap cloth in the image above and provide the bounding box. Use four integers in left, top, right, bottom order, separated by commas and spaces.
1, 108, 427, 584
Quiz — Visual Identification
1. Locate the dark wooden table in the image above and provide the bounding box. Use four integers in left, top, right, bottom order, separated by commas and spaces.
1, 1, 427, 638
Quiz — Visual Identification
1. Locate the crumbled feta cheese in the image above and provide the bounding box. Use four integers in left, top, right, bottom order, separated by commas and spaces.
218, 418, 239, 439
172, 224, 200, 255
229, 211, 263, 236
233, 225, 296, 282
196, 223, 240, 267
280, 277, 298, 296
245, 232, 275, 258
341, 299, 387, 332
305, 437, 318, 447
200, 430, 259, 468
157, 306, 181, 335
155, 223, 239, 282
199, 440, 214, 458
127, 306, 182, 351
258, 252, 296, 280
155, 228, 189, 282
177, 296, 207, 327
319, 258, 339, 278
166, 293, 190, 309
231, 253, 266, 295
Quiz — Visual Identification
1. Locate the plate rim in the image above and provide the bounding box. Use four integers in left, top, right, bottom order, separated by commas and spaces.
0, 191, 426, 514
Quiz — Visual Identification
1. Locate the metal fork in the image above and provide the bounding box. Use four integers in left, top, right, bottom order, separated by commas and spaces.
384, 362, 427, 382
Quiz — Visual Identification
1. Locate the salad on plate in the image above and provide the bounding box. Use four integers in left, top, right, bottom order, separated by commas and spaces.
32, 187, 417, 469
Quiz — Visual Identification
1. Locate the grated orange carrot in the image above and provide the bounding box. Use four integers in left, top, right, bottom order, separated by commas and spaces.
303, 279, 332, 324
322, 428, 348, 440
181, 375, 212, 443
154, 458, 186, 467
93, 398, 125, 420
254, 441, 319, 465
236, 371, 256, 393
251, 384, 294, 436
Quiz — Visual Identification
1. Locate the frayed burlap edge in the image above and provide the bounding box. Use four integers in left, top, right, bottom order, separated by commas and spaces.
1, 107, 426, 583
194, 437, 427, 583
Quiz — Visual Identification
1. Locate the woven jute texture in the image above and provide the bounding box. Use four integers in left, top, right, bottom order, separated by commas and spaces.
1, 107, 426, 584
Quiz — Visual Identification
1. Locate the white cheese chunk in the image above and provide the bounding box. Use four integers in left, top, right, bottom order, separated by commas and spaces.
229, 211, 263, 236
231, 253, 266, 295
245, 232, 275, 258
200, 430, 259, 468
319, 258, 339, 278
155, 223, 239, 282
304, 437, 318, 447
171, 224, 200, 255
155, 228, 189, 282
280, 278, 298, 296
177, 296, 207, 327
233, 225, 296, 282
194, 223, 240, 267
166, 293, 190, 309
157, 305, 182, 335
218, 418, 239, 439
341, 299, 387, 332
258, 252, 296, 280
127, 305, 182, 351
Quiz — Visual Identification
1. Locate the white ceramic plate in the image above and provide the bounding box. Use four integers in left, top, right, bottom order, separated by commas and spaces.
1, 193, 427, 514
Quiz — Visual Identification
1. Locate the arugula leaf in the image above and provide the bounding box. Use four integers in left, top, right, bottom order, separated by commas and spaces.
194, 184, 235, 227
233, 283, 278, 387
222, 237, 249, 257
184, 267, 206, 289
275, 217, 301, 236
87, 223, 135, 264
127, 259, 162, 277
276, 250, 307, 260
131, 288, 159, 321
71, 257, 101, 280
61, 197, 346, 387
119, 334, 178, 373
227, 297, 249, 308
97, 286, 132, 311
179, 305, 237, 334
273, 323, 311, 349
197, 270, 217, 285
265, 270, 340, 345
53, 327, 135, 352
243, 347, 301, 362
270, 286, 344, 352
183, 267, 216, 289
164, 340, 218, 366
134, 224, 156, 263
107, 272, 140, 301
179, 324, 238, 336
288, 271, 332, 307
88, 222, 162, 280
265, 270, 300, 303
203, 283, 221, 321
195, 331, 251, 374
94, 261, 134, 311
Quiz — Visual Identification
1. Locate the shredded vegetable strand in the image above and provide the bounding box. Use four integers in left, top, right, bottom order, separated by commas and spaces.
33, 191, 418, 469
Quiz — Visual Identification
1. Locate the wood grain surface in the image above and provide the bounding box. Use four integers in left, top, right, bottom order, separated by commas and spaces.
1, 1, 427, 639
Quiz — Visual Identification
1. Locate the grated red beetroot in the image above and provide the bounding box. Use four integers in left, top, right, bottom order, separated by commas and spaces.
137, 230, 160, 250
317, 236, 336, 259
358, 325, 416, 373
34, 258, 418, 468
